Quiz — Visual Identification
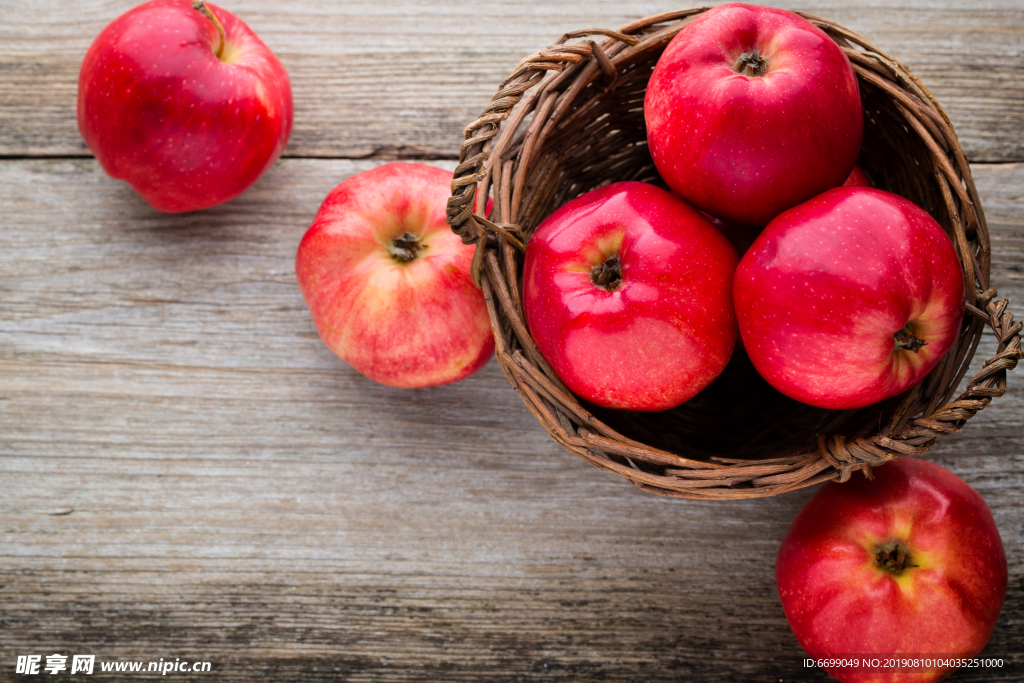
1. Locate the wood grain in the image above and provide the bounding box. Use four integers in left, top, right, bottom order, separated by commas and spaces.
1, 158, 1021, 680
1, 0, 1022, 162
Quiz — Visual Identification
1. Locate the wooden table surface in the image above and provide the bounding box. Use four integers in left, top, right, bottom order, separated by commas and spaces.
2, 1, 1021, 680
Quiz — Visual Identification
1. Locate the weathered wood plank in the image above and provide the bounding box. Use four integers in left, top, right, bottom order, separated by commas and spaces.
0, 0, 1022, 162
0, 158, 1021, 680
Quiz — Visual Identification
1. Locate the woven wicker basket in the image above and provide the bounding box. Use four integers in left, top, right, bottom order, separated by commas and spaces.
447, 8, 1023, 499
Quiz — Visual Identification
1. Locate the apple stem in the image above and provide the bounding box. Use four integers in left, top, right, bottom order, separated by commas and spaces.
592, 255, 622, 291
735, 49, 769, 77
389, 232, 423, 263
193, 1, 226, 60
875, 541, 917, 575
894, 326, 928, 353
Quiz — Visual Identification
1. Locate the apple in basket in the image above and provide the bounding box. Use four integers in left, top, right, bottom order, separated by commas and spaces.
645, 2, 863, 227
777, 457, 1007, 683
701, 164, 873, 256
522, 181, 738, 412
845, 164, 872, 187
649, 8, 872, 259
296, 163, 494, 388
78, 0, 293, 212
733, 186, 965, 410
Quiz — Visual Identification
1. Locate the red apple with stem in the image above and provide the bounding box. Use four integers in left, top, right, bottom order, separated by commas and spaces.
523, 181, 738, 411
733, 186, 964, 410
777, 457, 1007, 683
296, 163, 494, 389
78, 0, 293, 213
645, 3, 863, 226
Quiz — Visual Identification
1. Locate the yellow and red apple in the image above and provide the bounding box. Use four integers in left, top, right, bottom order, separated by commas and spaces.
296, 163, 494, 388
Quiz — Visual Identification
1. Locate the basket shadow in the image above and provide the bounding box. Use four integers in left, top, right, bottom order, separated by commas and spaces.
584, 346, 905, 463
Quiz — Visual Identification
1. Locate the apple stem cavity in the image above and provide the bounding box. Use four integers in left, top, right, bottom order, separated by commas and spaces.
389, 232, 423, 263
875, 541, 918, 575
735, 49, 769, 77
894, 325, 928, 353
592, 255, 623, 291
193, 0, 226, 60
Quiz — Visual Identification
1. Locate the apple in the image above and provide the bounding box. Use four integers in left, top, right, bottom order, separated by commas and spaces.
698, 163, 872, 256
645, 3, 863, 226
845, 163, 872, 187
777, 457, 1007, 683
296, 163, 494, 389
733, 186, 964, 410
522, 181, 738, 411
78, 0, 293, 213
700, 210, 762, 256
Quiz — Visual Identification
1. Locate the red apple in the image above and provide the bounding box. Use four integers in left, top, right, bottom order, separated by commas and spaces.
523, 181, 738, 411
845, 163, 873, 187
777, 457, 1007, 683
733, 186, 964, 410
78, 0, 293, 213
701, 210, 762, 255
296, 163, 494, 389
702, 160, 871, 256
645, 3, 863, 226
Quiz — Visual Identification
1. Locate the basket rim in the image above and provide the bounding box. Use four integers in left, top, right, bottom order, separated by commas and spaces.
446, 6, 1024, 500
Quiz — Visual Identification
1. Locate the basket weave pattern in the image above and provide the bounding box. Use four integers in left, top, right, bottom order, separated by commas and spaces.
447, 8, 1023, 499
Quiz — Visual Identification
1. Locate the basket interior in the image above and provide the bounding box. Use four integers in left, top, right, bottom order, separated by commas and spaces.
497, 32, 979, 463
